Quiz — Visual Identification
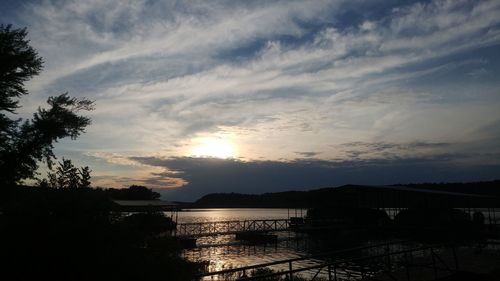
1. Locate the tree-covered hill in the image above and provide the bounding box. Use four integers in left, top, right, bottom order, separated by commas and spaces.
193, 180, 500, 208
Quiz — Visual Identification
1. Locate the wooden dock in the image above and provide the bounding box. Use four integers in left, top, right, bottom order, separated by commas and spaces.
194, 242, 460, 281
195, 241, 500, 281
175, 219, 290, 237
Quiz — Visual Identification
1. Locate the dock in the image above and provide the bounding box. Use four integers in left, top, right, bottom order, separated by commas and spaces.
175, 219, 290, 237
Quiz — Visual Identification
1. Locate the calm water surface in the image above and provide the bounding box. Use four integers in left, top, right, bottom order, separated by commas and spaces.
178, 208, 311, 276
177, 208, 391, 279
177, 208, 304, 223
176, 208, 499, 279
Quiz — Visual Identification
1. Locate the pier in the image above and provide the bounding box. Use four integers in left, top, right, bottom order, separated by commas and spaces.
194, 240, 500, 280
175, 219, 290, 237
195, 242, 460, 281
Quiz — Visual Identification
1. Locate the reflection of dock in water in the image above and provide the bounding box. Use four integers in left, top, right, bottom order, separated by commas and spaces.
196, 241, 500, 281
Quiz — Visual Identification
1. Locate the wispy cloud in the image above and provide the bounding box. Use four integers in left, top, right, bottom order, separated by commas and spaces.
337, 141, 451, 160
125, 155, 500, 201
3, 0, 500, 197
295, 151, 321, 158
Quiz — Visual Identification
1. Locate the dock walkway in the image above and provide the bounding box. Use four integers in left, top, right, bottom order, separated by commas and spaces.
175, 219, 290, 237
195, 242, 462, 281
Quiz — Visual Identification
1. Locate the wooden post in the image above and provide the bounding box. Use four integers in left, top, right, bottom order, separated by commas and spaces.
488, 208, 493, 228
452, 246, 459, 271
289, 261, 293, 280
405, 252, 410, 281
385, 244, 391, 271
333, 264, 337, 281
431, 248, 438, 280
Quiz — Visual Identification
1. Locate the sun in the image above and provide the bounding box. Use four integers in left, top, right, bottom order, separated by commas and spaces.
190, 138, 237, 159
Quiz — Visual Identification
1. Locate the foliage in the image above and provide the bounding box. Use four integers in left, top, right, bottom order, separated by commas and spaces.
243, 268, 317, 281
122, 213, 177, 232
79, 166, 92, 188
39, 158, 92, 188
0, 24, 202, 281
0, 24, 42, 113
249, 268, 282, 281
194, 180, 500, 208
0, 186, 203, 281
107, 185, 161, 200
0, 24, 94, 186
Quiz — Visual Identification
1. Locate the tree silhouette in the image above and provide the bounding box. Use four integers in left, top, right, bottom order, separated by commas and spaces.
0, 25, 42, 113
56, 158, 79, 188
41, 158, 91, 188
107, 185, 161, 200
0, 24, 94, 186
79, 166, 92, 188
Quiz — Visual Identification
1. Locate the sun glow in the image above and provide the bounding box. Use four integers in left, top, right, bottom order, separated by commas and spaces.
190, 138, 237, 159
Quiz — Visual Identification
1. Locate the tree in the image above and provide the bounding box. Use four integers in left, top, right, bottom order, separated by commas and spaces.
0, 25, 42, 113
107, 185, 161, 200
79, 166, 92, 188
42, 158, 91, 188
56, 158, 79, 188
0, 24, 94, 186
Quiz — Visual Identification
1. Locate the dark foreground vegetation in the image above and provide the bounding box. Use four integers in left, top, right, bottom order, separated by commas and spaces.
0, 24, 203, 280
0, 185, 203, 281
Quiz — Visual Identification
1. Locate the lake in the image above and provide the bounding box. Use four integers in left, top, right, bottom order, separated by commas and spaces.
178, 208, 319, 278
177, 208, 302, 223
177, 208, 403, 280
175, 208, 500, 280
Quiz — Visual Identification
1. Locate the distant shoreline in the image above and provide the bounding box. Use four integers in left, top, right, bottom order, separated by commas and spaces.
189, 180, 500, 208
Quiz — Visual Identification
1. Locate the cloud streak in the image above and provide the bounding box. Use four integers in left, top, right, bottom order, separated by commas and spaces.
127, 155, 500, 201
3, 0, 500, 198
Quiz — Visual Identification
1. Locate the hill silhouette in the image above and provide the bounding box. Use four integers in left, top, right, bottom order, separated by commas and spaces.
193, 180, 500, 208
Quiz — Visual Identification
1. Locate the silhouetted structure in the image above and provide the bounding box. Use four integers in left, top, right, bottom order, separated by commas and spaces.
319, 185, 498, 209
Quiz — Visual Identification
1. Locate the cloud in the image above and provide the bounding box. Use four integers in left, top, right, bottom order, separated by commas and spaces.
126, 155, 500, 201
3, 0, 500, 195
295, 151, 321, 157
337, 141, 452, 160
84, 152, 146, 166
84, 151, 188, 189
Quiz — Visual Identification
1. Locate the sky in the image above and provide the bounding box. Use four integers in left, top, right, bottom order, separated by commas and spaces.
1, 0, 500, 201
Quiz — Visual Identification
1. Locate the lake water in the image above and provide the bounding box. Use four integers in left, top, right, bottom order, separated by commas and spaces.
177, 208, 306, 249
175, 208, 500, 280
177, 208, 301, 223
178, 208, 319, 278
177, 208, 404, 280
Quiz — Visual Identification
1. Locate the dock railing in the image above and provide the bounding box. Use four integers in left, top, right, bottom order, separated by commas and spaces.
195, 241, 459, 281
176, 219, 290, 237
